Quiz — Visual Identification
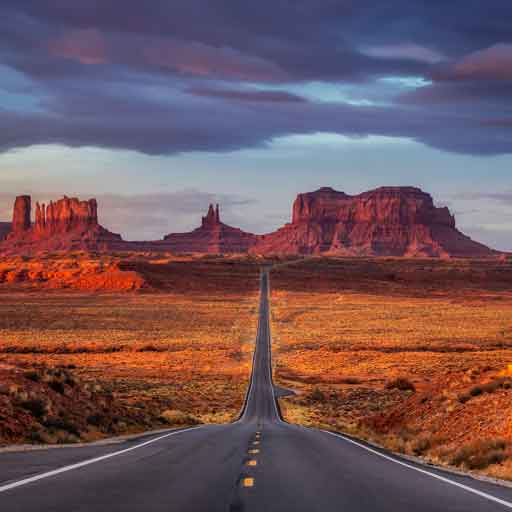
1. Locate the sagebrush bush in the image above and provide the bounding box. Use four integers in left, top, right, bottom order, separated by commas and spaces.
310, 388, 327, 402
21, 398, 46, 418
24, 370, 41, 382
159, 409, 200, 426
386, 378, 415, 392
450, 439, 508, 470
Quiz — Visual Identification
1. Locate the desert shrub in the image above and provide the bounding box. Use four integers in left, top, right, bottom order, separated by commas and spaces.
340, 377, 361, 385
310, 388, 327, 402
43, 417, 80, 437
481, 378, 512, 393
386, 378, 415, 392
450, 439, 507, 470
24, 370, 41, 382
137, 344, 166, 352
21, 398, 46, 418
28, 429, 50, 444
458, 393, 471, 404
469, 386, 483, 397
411, 436, 432, 455
49, 380, 65, 394
463, 378, 512, 402
159, 409, 200, 426
87, 413, 106, 427
64, 376, 76, 387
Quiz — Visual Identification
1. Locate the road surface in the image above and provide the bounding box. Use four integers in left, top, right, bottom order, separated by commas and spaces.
2, 269, 512, 511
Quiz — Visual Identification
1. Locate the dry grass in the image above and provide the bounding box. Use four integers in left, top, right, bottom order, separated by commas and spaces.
270, 258, 512, 480
0, 256, 261, 444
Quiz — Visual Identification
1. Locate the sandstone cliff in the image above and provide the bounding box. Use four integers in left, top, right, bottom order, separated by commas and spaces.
0, 188, 499, 258
252, 187, 495, 258
2, 195, 123, 254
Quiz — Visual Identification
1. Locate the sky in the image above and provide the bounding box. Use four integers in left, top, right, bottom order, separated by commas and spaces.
1, 1, 511, 249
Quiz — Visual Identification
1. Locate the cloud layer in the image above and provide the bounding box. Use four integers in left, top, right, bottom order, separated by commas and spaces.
0, 1, 511, 157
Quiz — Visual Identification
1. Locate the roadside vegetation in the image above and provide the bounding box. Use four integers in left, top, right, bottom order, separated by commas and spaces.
272, 257, 512, 481
0, 256, 260, 445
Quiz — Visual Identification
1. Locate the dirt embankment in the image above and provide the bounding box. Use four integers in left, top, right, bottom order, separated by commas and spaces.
0, 363, 198, 446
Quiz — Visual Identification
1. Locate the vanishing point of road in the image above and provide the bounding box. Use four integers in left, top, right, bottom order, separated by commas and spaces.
2, 269, 512, 511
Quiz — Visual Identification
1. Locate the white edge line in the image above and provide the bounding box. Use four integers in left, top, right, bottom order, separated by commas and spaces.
0, 425, 203, 494
234, 272, 262, 423
265, 271, 283, 423
322, 429, 512, 510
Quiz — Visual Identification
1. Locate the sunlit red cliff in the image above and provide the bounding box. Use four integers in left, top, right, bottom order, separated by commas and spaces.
0, 187, 500, 258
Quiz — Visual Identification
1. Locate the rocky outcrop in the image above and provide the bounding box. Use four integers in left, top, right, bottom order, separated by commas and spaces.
1, 195, 123, 254
0, 187, 499, 258
11, 195, 31, 235
34, 196, 98, 235
252, 187, 495, 258
162, 204, 258, 254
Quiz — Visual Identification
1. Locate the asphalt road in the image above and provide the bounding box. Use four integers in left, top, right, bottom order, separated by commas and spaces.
2, 269, 512, 511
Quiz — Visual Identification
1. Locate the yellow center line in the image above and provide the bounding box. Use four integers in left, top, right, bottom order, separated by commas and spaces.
247, 459, 258, 466
243, 477, 255, 488
248, 449, 259, 454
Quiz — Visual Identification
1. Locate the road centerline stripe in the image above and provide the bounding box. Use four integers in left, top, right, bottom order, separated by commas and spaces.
242, 477, 254, 488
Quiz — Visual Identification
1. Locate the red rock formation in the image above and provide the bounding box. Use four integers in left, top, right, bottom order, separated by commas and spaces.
1, 195, 122, 254
0, 188, 499, 258
33, 196, 98, 235
11, 195, 31, 235
163, 204, 258, 253
252, 187, 495, 258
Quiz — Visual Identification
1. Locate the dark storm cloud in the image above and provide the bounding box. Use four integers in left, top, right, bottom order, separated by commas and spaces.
186, 87, 307, 103
1, 1, 512, 156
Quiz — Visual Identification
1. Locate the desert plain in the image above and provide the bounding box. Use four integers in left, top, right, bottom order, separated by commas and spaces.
1, 253, 512, 482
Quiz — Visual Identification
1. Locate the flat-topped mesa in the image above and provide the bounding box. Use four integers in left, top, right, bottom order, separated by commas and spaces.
292, 187, 350, 224
352, 187, 455, 228
252, 186, 493, 257
35, 196, 98, 234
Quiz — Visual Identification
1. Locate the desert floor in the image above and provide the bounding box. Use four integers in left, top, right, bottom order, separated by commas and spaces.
3, 254, 512, 483
270, 257, 512, 480
0, 256, 260, 444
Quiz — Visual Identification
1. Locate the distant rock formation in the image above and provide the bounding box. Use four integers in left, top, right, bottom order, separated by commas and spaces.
33, 196, 98, 236
162, 204, 258, 253
2, 195, 123, 254
0, 187, 500, 258
11, 195, 31, 235
251, 187, 495, 258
